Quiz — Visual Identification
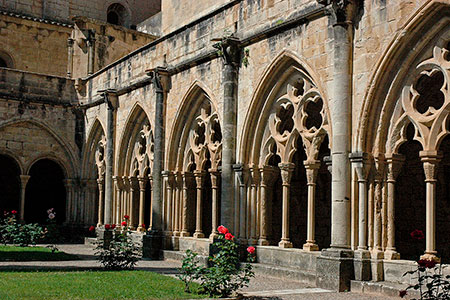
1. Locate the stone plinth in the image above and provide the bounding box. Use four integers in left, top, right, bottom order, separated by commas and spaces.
316, 248, 354, 292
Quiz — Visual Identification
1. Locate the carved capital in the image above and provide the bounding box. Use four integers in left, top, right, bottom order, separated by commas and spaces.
138, 176, 148, 191
212, 36, 241, 68
193, 170, 206, 188
209, 169, 220, 188
420, 151, 442, 183
259, 165, 278, 186
146, 67, 171, 93
249, 164, 261, 185
350, 152, 371, 182
182, 171, 194, 189
318, 0, 359, 25
373, 154, 386, 182
278, 162, 295, 185
98, 89, 119, 110
304, 160, 320, 185
385, 153, 405, 182
128, 176, 138, 190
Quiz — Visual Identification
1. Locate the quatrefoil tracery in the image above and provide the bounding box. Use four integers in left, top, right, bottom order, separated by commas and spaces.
266, 74, 328, 164
131, 123, 154, 176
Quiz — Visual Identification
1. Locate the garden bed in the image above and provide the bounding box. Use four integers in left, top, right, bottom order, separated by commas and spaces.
0, 270, 205, 299
0, 245, 79, 261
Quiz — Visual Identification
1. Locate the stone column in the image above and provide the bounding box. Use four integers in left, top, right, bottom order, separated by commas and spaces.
122, 176, 130, 221
209, 169, 220, 240
367, 179, 374, 251
137, 176, 148, 232
64, 179, 76, 224
99, 90, 118, 226
372, 156, 385, 258
249, 166, 260, 245
174, 172, 183, 236
420, 151, 441, 262
350, 152, 371, 281
303, 160, 320, 251
384, 154, 404, 260
214, 37, 240, 230
234, 165, 249, 241
128, 177, 138, 229
316, 0, 358, 292
148, 175, 154, 230
86, 30, 95, 76
193, 170, 205, 238
163, 171, 174, 234
278, 162, 295, 248
97, 178, 105, 226
19, 175, 30, 223
259, 166, 277, 246
67, 38, 74, 78
113, 176, 120, 225
180, 172, 193, 237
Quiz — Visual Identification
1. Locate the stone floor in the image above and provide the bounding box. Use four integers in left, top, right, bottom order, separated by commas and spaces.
0, 244, 399, 299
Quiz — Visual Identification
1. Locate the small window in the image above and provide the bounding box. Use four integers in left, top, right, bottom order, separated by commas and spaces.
0, 51, 14, 69
107, 3, 129, 27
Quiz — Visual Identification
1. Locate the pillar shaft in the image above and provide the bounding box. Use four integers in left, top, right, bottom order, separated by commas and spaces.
86, 31, 95, 76
19, 175, 30, 222
67, 38, 74, 78
209, 169, 220, 240
128, 177, 138, 229
138, 177, 148, 232
249, 166, 260, 244
174, 173, 182, 236
278, 163, 294, 248
259, 166, 276, 246
304, 161, 320, 251
193, 171, 205, 238
180, 172, 192, 237
97, 179, 104, 226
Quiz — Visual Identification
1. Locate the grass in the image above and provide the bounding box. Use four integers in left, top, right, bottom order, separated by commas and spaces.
0, 270, 205, 300
0, 245, 79, 261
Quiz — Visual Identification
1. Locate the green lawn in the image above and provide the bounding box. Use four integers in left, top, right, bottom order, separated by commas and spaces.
0, 245, 79, 261
0, 270, 205, 299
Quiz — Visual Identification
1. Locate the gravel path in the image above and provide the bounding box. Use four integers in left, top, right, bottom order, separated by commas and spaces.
0, 244, 398, 300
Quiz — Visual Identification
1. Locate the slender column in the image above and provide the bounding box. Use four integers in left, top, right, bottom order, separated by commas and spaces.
215, 37, 240, 230
97, 178, 105, 226
209, 169, 220, 240
137, 176, 148, 232
171, 174, 176, 235
64, 179, 75, 224
86, 30, 95, 76
128, 177, 138, 229
163, 172, 174, 234
112, 176, 119, 225
99, 90, 118, 225
372, 156, 385, 259
180, 172, 193, 237
420, 151, 441, 262
87, 179, 97, 224
148, 175, 154, 231
67, 38, 74, 78
235, 166, 249, 241
303, 161, 320, 251
122, 176, 130, 220
384, 154, 404, 260
259, 166, 277, 246
193, 171, 205, 238
147, 67, 171, 234
278, 162, 295, 248
18, 175, 30, 223
249, 166, 260, 244
368, 179, 374, 250
174, 172, 183, 236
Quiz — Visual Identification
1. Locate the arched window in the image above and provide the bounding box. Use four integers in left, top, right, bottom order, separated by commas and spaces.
0, 51, 14, 69
107, 3, 129, 27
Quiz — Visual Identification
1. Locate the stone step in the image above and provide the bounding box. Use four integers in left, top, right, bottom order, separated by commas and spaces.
250, 263, 316, 286
350, 280, 419, 298
162, 250, 209, 266
84, 237, 97, 246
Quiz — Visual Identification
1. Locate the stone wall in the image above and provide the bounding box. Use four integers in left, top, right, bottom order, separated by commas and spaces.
0, 0, 161, 28
0, 12, 71, 76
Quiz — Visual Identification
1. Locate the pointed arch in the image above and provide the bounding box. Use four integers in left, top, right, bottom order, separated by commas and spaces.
166, 81, 220, 171
117, 102, 153, 177
0, 118, 78, 178
239, 50, 331, 166
82, 118, 106, 179
356, 0, 450, 154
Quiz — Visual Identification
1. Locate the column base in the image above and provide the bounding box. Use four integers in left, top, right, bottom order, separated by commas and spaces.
278, 240, 293, 248
303, 242, 319, 251
209, 232, 218, 241
384, 249, 400, 260
420, 252, 440, 263
180, 231, 190, 237
137, 226, 146, 232
143, 231, 163, 260
354, 249, 371, 281
193, 232, 205, 238
316, 248, 354, 292
258, 238, 269, 246
248, 238, 258, 245
173, 231, 180, 237
371, 249, 384, 282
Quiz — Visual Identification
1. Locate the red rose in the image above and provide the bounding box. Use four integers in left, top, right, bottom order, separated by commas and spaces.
111, 224, 116, 229
426, 260, 437, 268
411, 229, 424, 240
11, 210, 17, 214
105, 224, 111, 230
399, 290, 407, 298
142, 224, 146, 229
418, 259, 436, 269
247, 246, 255, 254
218, 225, 228, 234
123, 215, 130, 220
121, 221, 127, 226
225, 233, 234, 240
89, 225, 95, 232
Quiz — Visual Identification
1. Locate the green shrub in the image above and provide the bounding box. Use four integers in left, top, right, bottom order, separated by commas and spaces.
0, 211, 45, 247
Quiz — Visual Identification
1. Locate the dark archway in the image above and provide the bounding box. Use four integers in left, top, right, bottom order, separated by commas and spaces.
25, 159, 66, 224
395, 124, 425, 261
0, 155, 21, 214
436, 135, 450, 263
315, 136, 331, 249
107, 3, 129, 27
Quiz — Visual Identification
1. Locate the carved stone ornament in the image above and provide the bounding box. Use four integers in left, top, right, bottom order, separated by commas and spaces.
264, 67, 329, 164
186, 102, 222, 171
131, 122, 154, 176
388, 46, 450, 154
95, 135, 106, 179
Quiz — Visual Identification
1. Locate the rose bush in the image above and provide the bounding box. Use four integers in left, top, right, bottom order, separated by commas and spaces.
0, 210, 45, 246
178, 225, 255, 298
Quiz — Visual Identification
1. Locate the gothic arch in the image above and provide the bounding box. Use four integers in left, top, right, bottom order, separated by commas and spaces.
0, 149, 24, 174
356, 0, 450, 153
240, 50, 331, 166
117, 102, 153, 177
25, 154, 69, 179
82, 118, 106, 179
0, 118, 78, 178
167, 81, 220, 171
